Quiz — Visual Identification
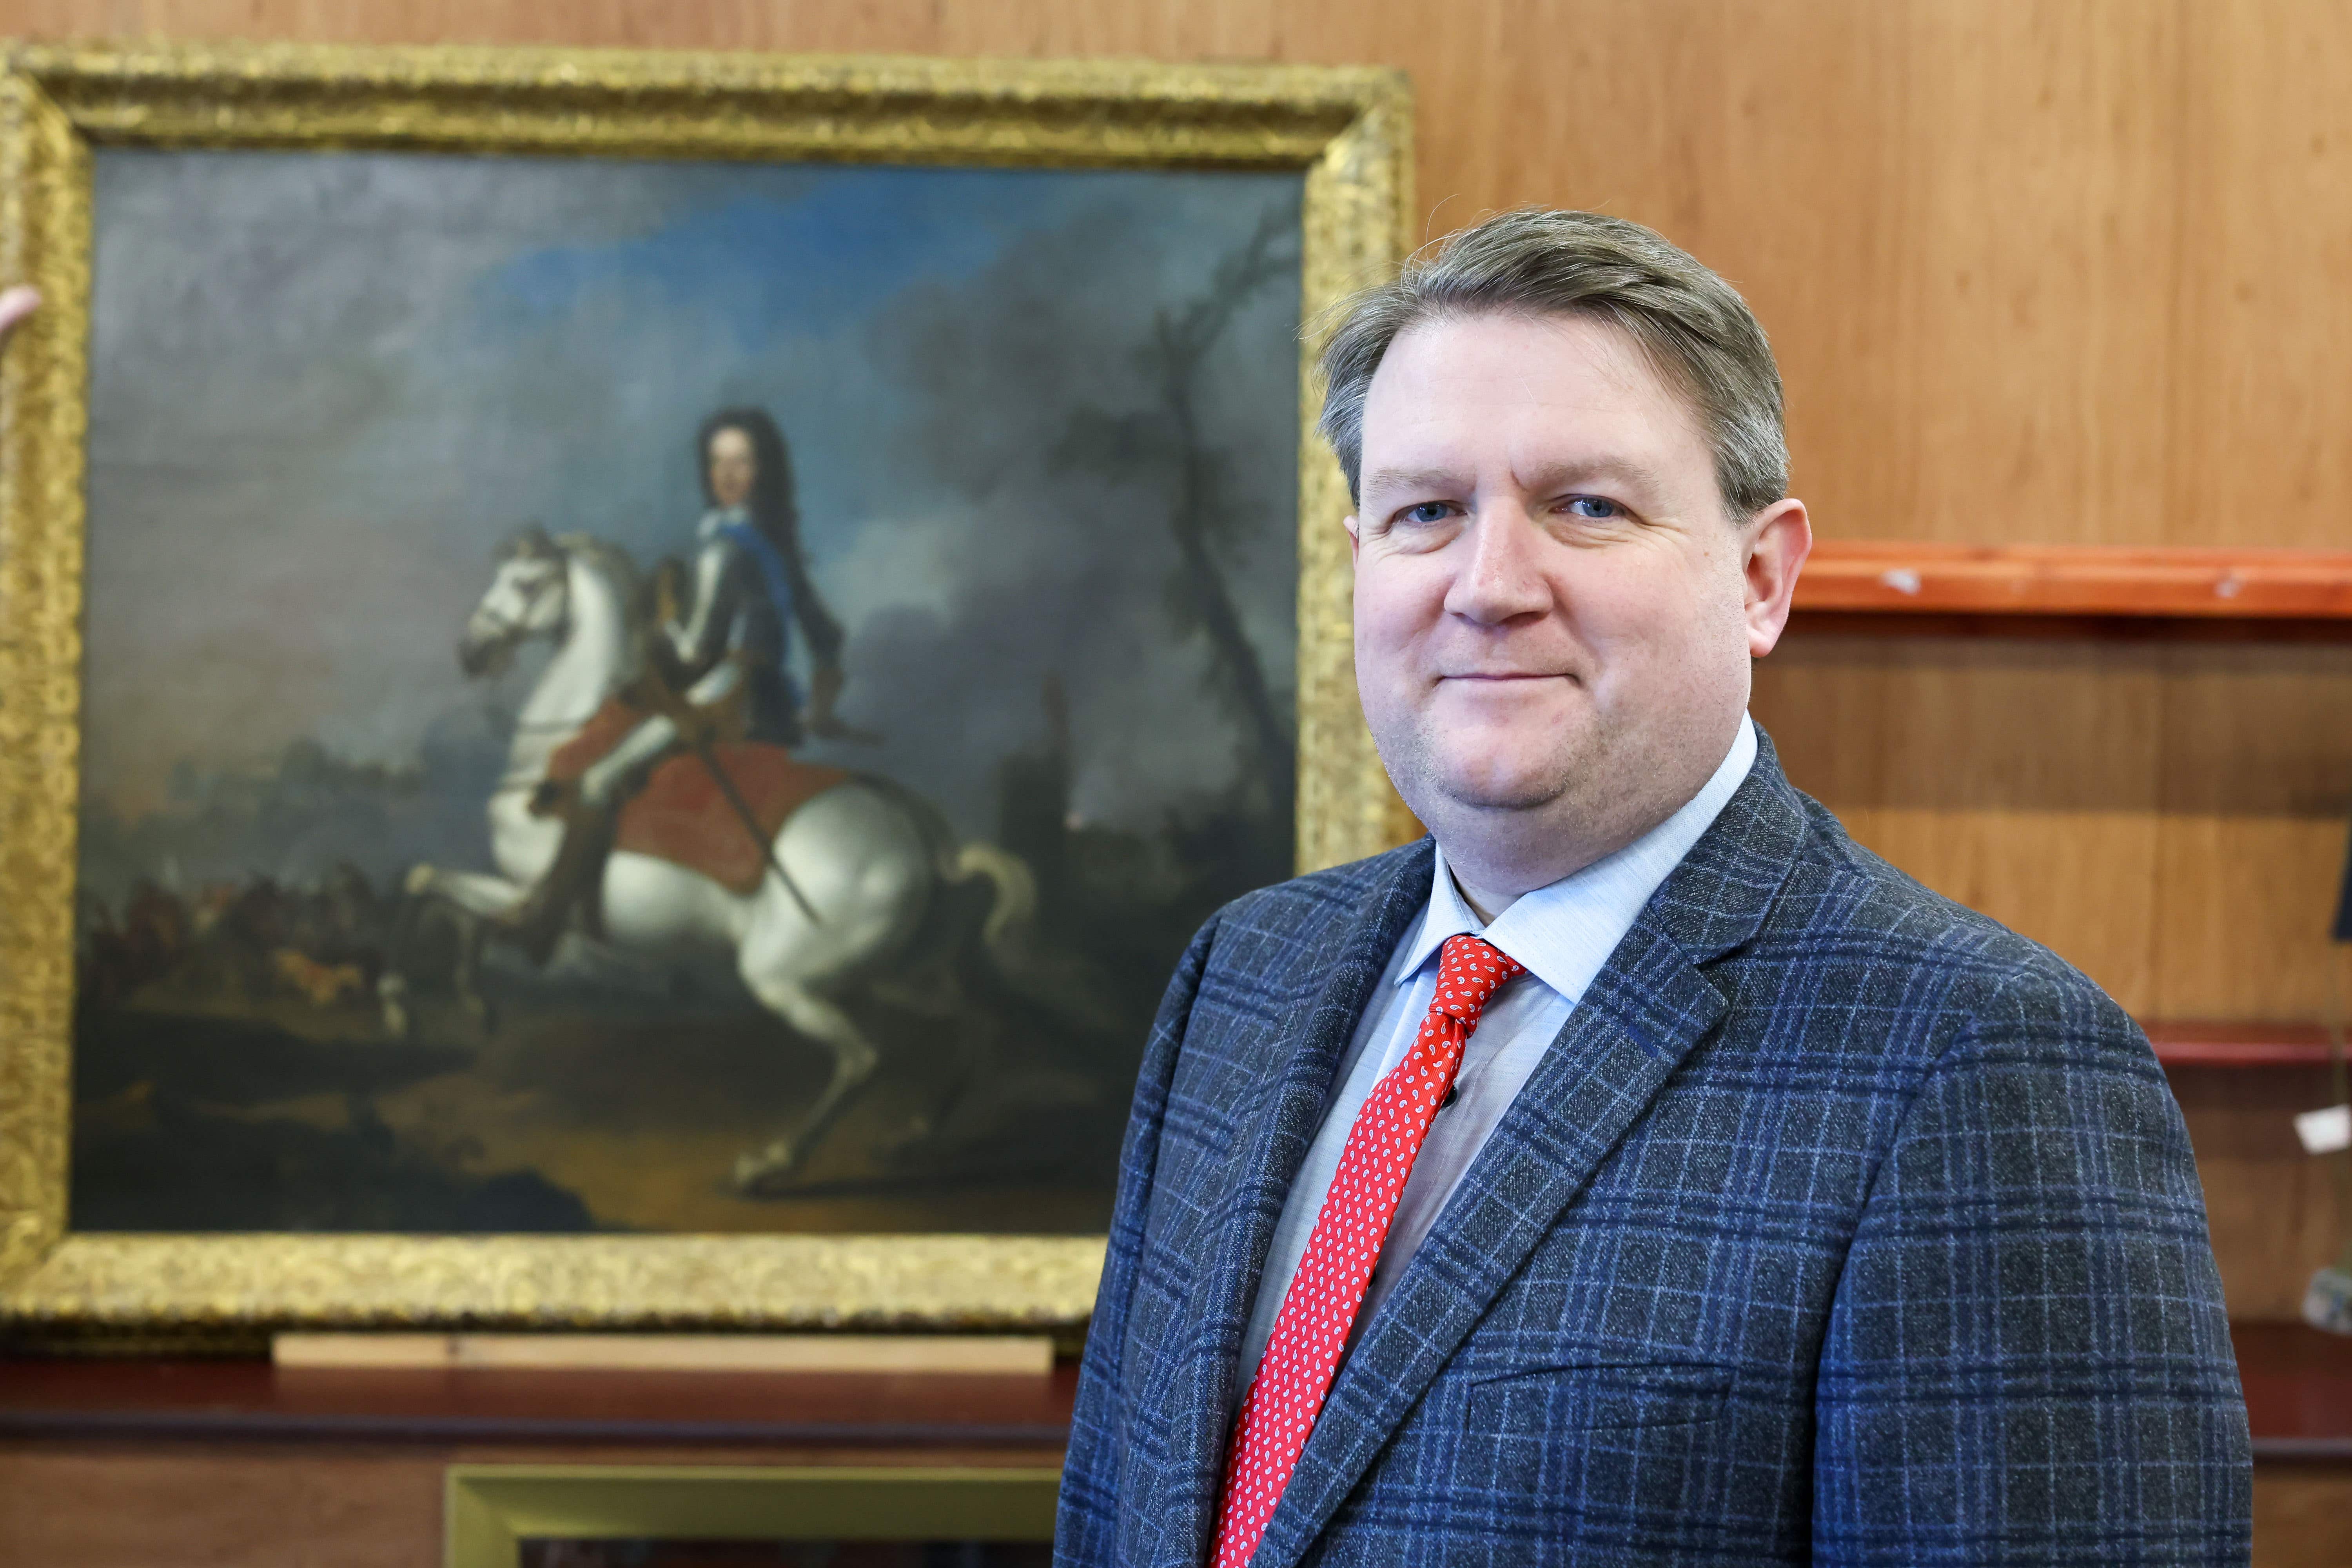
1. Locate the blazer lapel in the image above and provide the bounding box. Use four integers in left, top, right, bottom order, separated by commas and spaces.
1247, 738, 1813, 1568
1145, 838, 1437, 1568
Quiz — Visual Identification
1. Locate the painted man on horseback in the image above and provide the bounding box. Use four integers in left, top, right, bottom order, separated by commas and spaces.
412, 517, 1030, 1189
507, 406, 855, 959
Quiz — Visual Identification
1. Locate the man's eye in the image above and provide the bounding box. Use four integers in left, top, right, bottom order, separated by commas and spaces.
1564, 496, 1623, 519
1398, 501, 1455, 525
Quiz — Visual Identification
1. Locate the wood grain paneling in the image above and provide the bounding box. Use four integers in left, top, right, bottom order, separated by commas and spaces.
1753, 635, 2171, 1006
7, 0, 2351, 1315
0, 1441, 1061, 1568
1758, 635, 2352, 1026
2170, 0, 2352, 555
0, 1448, 444, 1568
2170, 1063, 2352, 1320
2253, 1465, 2352, 1568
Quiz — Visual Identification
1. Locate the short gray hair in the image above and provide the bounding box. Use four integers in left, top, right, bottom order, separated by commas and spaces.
1316, 208, 1789, 519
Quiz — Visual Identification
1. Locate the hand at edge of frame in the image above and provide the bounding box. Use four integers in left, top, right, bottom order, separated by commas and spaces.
0, 286, 39, 345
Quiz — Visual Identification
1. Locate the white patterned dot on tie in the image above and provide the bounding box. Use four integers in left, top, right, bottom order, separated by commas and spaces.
1209, 933, 1523, 1568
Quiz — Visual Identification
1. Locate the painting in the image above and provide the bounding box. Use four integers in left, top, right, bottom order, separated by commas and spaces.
0, 43, 1409, 1336
73, 145, 1304, 1237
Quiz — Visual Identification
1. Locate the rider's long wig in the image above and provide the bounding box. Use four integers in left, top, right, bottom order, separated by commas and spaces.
696, 406, 802, 559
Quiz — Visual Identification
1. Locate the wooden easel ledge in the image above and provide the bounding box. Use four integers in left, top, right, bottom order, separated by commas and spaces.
272, 1332, 1055, 1375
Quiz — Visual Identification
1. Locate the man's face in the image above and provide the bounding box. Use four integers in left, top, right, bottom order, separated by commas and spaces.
1348, 310, 1800, 891
708, 426, 758, 510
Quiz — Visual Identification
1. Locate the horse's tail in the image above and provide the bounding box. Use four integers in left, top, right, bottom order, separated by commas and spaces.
945, 841, 1038, 956
847, 773, 1125, 1035
849, 772, 1037, 969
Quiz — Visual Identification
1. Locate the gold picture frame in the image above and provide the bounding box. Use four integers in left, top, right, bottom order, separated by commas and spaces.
444, 1464, 1061, 1568
0, 41, 1412, 1339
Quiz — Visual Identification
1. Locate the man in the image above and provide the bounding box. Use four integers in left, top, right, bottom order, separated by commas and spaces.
510, 405, 855, 961
1057, 210, 2249, 1564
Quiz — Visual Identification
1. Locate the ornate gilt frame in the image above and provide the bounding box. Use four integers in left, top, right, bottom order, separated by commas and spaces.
0, 41, 1412, 1339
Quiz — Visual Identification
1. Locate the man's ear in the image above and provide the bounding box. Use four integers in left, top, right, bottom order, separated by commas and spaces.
1742, 498, 1811, 658
1344, 513, 1363, 563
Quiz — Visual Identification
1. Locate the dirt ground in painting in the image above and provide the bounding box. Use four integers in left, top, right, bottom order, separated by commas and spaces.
71, 958, 1123, 1235
68, 766, 1281, 1239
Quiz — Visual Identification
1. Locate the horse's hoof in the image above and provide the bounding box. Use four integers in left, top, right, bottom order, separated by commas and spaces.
731, 1142, 800, 1195
879, 1116, 935, 1169
377, 975, 412, 1040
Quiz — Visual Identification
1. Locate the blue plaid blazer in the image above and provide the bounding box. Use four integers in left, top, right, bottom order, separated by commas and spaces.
1057, 733, 2250, 1565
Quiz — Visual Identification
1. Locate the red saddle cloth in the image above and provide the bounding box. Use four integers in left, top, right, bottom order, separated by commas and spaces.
545, 697, 851, 896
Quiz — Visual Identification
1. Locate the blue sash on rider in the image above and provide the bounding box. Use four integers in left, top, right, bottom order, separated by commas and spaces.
717, 521, 802, 712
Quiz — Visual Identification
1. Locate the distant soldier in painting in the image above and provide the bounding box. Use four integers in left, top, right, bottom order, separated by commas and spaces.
506, 407, 856, 957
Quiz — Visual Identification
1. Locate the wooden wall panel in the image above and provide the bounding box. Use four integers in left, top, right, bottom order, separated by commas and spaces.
2254, 1464, 2352, 1568
2151, 647, 2352, 1020
2172, 1063, 2352, 1320
1752, 637, 2169, 1006
0, 1447, 443, 1568
5, 0, 2351, 1311
2171, 0, 2352, 554
1758, 636, 2352, 1024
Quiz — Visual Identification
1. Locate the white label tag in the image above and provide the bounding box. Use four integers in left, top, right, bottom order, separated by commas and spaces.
2296, 1103, 2352, 1155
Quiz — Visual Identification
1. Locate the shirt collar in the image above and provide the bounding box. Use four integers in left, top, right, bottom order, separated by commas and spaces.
1395, 714, 1759, 1005
697, 506, 750, 541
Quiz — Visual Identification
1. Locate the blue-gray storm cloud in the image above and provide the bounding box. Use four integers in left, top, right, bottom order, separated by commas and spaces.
80, 149, 1299, 893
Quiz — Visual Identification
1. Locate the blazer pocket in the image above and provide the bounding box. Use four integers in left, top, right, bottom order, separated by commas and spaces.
1463, 1357, 1733, 1433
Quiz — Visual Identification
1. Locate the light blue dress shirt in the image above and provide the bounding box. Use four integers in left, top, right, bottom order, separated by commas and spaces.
1237, 715, 1759, 1381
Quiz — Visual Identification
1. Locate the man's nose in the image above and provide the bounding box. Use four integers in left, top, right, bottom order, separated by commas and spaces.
1442, 507, 1552, 626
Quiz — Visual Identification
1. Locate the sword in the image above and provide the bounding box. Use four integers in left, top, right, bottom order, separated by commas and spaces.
633, 630, 826, 927
683, 725, 823, 927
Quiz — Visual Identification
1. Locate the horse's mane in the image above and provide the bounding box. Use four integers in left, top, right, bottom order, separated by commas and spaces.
555, 532, 644, 612
499, 526, 658, 666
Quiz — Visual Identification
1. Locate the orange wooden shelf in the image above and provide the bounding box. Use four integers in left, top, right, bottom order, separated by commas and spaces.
1789, 542, 2352, 638
2144, 1020, 2343, 1069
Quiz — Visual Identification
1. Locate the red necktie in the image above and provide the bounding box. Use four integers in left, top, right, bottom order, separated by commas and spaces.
1210, 933, 1525, 1568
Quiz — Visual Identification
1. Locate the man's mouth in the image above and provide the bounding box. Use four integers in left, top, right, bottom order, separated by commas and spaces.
1437, 671, 1573, 683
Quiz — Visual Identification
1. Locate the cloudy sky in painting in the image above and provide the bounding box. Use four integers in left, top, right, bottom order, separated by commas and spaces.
81, 149, 1301, 853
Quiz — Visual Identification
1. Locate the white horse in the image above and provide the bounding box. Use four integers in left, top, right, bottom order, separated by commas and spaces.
388, 527, 1032, 1193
